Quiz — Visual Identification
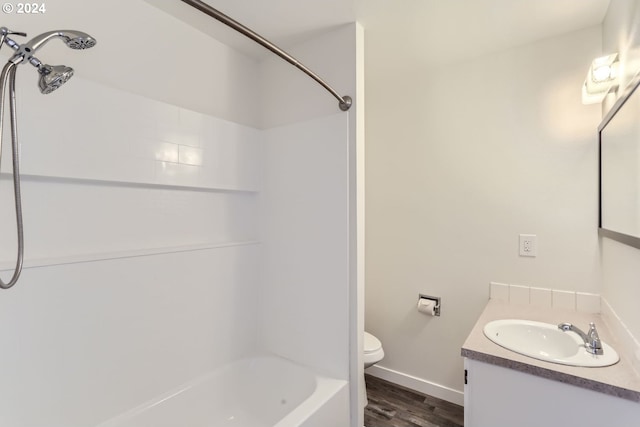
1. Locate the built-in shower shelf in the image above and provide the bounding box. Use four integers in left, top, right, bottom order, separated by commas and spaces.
0, 240, 260, 272
5, 173, 261, 194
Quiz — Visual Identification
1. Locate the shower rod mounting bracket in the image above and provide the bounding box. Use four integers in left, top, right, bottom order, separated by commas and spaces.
180, 0, 353, 112
339, 96, 352, 112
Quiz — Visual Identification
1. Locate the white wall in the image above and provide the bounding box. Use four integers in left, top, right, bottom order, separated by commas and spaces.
0, 1, 263, 425
365, 26, 602, 401
601, 0, 640, 354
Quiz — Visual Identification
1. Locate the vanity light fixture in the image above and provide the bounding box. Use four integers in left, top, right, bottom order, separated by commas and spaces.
582, 53, 620, 104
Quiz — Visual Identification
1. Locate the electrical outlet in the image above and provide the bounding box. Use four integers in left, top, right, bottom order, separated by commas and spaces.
519, 234, 537, 257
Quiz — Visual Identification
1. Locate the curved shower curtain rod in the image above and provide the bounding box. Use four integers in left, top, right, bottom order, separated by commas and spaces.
180, 0, 352, 111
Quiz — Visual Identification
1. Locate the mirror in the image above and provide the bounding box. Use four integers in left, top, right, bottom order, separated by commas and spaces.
599, 73, 640, 249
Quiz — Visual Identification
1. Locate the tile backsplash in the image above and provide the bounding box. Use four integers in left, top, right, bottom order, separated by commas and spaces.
489, 282, 601, 314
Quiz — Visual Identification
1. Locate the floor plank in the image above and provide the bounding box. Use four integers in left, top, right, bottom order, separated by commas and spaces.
364, 374, 464, 427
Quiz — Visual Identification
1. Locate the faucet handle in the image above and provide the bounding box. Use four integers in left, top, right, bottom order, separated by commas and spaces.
588, 322, 600, 340
587, 322, 603, 355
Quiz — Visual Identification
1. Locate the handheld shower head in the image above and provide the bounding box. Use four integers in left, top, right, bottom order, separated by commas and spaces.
21, 29, 96, 53
37, 64, 74, 94
6, 29, 96, 68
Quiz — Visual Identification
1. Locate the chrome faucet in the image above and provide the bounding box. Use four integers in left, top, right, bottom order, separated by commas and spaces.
558, 322, 603, 355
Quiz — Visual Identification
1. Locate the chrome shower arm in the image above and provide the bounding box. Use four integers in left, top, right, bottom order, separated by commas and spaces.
20, 30, 66, 51
180, 0, 352, 111
0, 31, 45, 66
0, 27, 26, 57
0, 27, 26, 48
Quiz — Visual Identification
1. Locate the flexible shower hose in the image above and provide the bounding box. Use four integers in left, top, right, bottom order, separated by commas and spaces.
0, 60, 25, 289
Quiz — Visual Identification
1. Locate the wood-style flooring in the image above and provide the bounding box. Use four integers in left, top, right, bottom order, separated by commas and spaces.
364, 374, 464, 427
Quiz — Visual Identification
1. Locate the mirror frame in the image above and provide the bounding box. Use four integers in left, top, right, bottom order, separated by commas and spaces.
598, 72, 640, 250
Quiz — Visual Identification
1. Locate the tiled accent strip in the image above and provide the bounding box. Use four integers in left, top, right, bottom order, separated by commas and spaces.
489, 282, 601, 313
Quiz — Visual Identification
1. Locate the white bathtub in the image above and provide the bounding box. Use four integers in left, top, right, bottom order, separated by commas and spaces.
97, 356, 349, 427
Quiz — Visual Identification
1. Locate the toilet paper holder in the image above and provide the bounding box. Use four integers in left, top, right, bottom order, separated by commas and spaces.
418, 294, 441, 316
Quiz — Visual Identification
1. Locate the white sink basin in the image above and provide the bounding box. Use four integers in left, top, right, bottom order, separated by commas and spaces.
483, 319, 619, 367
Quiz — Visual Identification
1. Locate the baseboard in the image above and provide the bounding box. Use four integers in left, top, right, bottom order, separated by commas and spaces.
365, 364, 464, 406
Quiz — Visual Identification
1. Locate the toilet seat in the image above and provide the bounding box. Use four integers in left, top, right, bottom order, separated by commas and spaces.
364, 332, 384, 368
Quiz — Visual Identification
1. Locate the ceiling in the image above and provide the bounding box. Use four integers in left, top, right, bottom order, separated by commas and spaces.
145, 0, 611, 67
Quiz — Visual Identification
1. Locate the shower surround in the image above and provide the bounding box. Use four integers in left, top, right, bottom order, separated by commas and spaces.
0, 2, 362, 426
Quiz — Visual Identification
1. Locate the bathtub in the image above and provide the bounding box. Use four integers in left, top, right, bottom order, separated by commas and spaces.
96, 356, 349, 427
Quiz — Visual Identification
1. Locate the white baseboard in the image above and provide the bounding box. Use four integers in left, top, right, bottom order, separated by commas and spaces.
365, 364, 464, 406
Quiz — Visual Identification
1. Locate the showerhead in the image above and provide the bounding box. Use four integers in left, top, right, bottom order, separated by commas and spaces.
21, 29, 96, 53
1, 28, 95, 94
37, 64, 74, 94
65, 35, 96, 50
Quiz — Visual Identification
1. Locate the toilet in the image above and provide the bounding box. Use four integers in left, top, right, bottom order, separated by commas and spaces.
364, 331, 384, 368
362, 331, 384, 425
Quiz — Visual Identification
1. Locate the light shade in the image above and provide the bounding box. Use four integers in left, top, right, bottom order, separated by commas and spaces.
582, 53, 619, 104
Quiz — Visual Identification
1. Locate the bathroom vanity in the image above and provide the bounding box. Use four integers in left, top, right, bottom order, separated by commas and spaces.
462, 301, 640, 427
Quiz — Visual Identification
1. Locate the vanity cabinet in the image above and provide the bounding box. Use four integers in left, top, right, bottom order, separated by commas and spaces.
463, 358, 640, 427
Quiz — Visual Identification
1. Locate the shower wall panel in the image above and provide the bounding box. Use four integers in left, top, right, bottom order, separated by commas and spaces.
0, 1, 264, 426
260, 112, 350, 380
0, 245, 259, 427
0, 76, 261, 262
0, 77, 262, 426
257, 24, 361, 390
7, 76, 261, 192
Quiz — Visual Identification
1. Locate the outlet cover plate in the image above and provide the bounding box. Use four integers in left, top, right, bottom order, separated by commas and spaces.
519, 234, 537, 257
